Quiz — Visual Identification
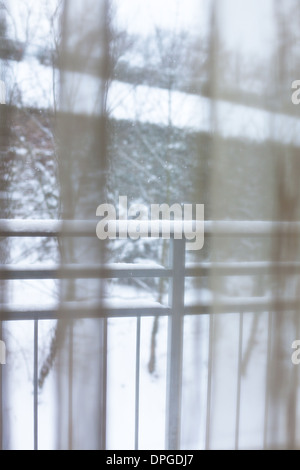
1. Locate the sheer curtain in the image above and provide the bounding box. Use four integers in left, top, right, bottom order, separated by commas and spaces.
1, 0, 300, 450
198, 0, 300, 450
0, 3, 10, 450
52, 0, 300, 450
53, 0, 108, 450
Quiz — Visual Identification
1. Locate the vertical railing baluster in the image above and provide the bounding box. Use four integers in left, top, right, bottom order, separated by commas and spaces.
0, 321, 2, 451
166, 238, 186, 450
235, 312, 244, 449
135, 316, 141, 450
205, 311, 214, 450
263, 310, 272, 449
68, 322, 73, 450
34, 319, 38, 451
100, 318, 107, 450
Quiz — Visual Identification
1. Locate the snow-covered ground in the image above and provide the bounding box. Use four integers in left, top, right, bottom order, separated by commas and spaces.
6, 54, 300, 147
4, 258, 282, 450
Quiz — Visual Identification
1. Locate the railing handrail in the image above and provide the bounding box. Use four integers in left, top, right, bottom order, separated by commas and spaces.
1, 219, 300, 237
1, 260, 300, 280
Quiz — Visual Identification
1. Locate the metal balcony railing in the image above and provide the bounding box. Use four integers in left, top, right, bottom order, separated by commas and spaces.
0, 219, 300, 450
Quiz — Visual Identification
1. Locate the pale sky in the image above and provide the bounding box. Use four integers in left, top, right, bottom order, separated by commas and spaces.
6, 0, 276, 62
114, 0, 275, 61
219, 0, 274, 60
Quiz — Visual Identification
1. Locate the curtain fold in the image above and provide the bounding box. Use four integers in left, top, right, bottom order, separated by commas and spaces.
0, 2, 10, 449
53, 0, 108, 450
203, 0, 300, 450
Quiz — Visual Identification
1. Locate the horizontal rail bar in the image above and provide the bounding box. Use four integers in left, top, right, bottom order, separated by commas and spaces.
1, 220, 300, 238
185, 261, 300, 276
0, 264, 172, 280
0, 219, 204, 238
0, 302, 171, 321
0, 219, 95, 237
204, 221, 300, 237
1, 296, 299, 321
185, 297, 300, 314
1, 261, 300, 281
